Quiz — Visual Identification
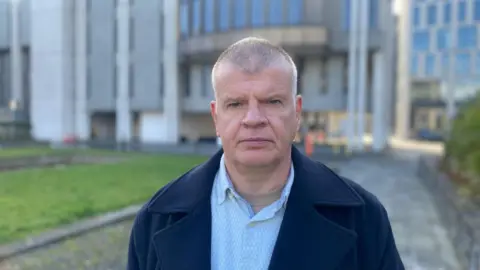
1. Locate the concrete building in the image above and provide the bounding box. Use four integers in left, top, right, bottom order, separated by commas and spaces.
0, 0, 396, 151
396, 0, 480, 140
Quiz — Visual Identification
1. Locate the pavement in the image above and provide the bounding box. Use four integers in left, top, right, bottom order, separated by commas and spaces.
0, 152, 460, 270
338, 154, 460, 270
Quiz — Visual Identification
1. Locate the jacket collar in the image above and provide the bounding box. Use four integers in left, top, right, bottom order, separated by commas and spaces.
148, 146, 365, 270
147, 146, 364, 214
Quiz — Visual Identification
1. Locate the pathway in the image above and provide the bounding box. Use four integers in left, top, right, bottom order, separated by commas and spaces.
338, 154, 460, 269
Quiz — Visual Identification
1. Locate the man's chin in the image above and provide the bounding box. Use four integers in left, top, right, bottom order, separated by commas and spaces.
235, 150, 277, 167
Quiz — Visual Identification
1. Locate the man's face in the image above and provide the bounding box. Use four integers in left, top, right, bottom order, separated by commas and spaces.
211, 63, 302, 167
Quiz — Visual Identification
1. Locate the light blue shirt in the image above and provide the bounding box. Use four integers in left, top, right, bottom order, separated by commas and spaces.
210, 154, 295, 270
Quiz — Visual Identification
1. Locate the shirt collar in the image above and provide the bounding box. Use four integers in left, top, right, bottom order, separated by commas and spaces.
214, 154, 295, 208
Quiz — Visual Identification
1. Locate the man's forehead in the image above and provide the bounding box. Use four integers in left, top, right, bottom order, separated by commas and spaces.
213, 61, 292, 81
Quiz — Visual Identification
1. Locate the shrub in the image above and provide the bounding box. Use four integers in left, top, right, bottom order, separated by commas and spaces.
444, 93, 480, 197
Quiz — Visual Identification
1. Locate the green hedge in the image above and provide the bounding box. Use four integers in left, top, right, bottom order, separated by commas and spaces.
444, 93, 480, 197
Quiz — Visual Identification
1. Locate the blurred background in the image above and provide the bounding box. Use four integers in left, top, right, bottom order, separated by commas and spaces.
0, 0, 479, 269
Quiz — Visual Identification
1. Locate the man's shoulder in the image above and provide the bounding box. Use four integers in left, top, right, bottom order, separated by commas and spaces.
339, 176, 386, 212
138, 163, 203, 215
132, 163, 205, 230
332, 174, 394, 239
312, 161, 386, 214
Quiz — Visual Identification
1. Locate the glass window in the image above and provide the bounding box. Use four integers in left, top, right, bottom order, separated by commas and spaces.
85, 64, 91, 100
251, 0, 265, 26
436, 28, 450, 50
411, 54, 419, 76
457, 26, 477, 49
455, 52, 470, 76
192, 0, 201, 35
159, 65, 164, 97
343, 0, 351, 30
129, 17, 135, 51
441, 52, 449, 76
475, 0, 480, 21
476, 53, 480, 74
425, 54, 435, 76
204, 0, 214, 32
129, 63, 135, 97
287, 0, 303, 24
219, 0, 230, 30
234, 0, 247, 28
427, 4, 436, 25
182, 65, 190, 97
201, 65, 212, 97
458, 1, 466, 22
443, 3, 451, 24
413, 7, 420, 27
269, 0, 283, 25
412, 31, 430, 51
369, 0, 378, 29
179, 1, 189, 37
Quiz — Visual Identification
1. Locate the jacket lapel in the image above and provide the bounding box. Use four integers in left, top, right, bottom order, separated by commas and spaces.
147, 150, 223, 270
269, 147, 364, 270
152, 199, 212, 270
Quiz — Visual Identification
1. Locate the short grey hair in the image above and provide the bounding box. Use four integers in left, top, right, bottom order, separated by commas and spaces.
211, 37, 298, 98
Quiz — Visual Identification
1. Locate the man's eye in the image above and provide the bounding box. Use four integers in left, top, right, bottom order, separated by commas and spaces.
269, 99, 282, 104
227, 102, 241, 108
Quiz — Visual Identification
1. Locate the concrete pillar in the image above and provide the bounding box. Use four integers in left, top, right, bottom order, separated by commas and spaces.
382, 0, 395, 140
163, 0, 180, 143
74, 0, 90, 140
10, 0, 23, 112
356, 0, 370, 151
347, 0, 360, 151
395, 0, 412, 139
29, 0, 75, 141
372, 52, 387, 152
115, 0, 132, 142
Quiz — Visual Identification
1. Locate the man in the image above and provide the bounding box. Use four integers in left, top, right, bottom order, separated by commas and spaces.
127, 37, 405, 270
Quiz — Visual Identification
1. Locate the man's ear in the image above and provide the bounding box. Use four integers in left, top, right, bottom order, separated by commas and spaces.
210, 100, 219, 136
295, 95, 303, 126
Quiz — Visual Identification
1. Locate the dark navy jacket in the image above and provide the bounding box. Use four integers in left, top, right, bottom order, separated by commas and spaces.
127, 147, 405, 270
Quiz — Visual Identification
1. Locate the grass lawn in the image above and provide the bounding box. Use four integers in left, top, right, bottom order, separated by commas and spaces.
0, 152, 207, 244
0, 146, 119, 158
0, 146, 60, 158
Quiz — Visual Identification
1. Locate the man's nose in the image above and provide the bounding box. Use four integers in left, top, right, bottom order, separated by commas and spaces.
242, 104, 267, 127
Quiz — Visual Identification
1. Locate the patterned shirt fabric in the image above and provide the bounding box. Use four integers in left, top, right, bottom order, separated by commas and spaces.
210, 154, 295, 270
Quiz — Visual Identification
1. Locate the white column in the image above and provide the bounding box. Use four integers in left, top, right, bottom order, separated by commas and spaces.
356, 0, 369, 151
10, 0, 23, 111
383, 0, 395, 141
29, 0, 75, 142
445, 0, 458, 133
395, 0, 412, 139
115, 0, 132, 142
163, 0, 180, 143
372, 52, 387, 152
74, 0, 90, 140
347, 0, 360, 152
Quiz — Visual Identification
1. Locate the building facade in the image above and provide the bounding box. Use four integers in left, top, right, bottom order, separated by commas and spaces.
0, 0, 396, 150
397, 0, 480, 140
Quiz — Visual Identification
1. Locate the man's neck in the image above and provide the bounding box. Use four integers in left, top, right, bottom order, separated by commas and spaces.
224, 156, 292, 213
